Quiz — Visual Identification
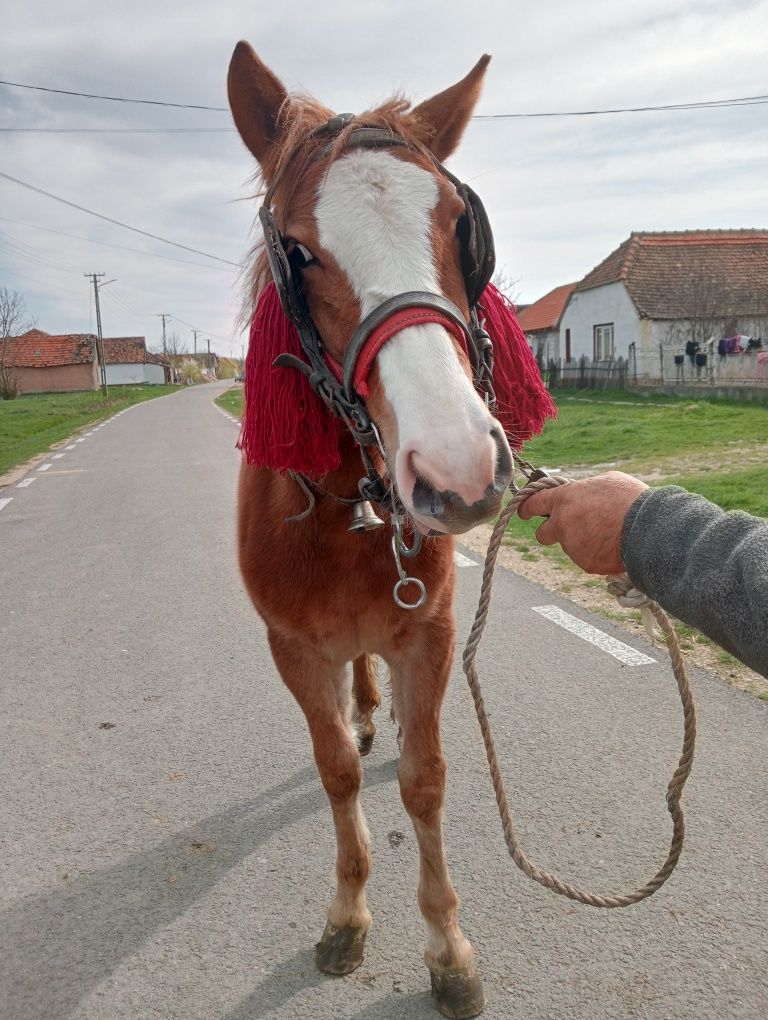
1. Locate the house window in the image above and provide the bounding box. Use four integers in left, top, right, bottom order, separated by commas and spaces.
593, 323, 614, 360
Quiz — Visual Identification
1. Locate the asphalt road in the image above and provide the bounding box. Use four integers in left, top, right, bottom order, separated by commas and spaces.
1, 382, 766, 1020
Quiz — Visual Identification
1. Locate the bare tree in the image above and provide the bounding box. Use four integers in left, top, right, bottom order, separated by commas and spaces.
150, 329, 189, 358
0, 286, 36, 399
679, 270, 737, 346
492, 267, 522, 306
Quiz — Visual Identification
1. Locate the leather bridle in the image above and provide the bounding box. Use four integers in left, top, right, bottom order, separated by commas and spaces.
258, 112, 498, 510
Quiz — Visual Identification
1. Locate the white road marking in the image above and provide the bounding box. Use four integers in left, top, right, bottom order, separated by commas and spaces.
52, 453, 65, 460
532, 604, 656, 666
65, 444, 76, 450
16, 478, 36, 488
75, 438, 85, 443
454, 550, 478, 568
37, 463, 52, 472
0, 497, 12, 512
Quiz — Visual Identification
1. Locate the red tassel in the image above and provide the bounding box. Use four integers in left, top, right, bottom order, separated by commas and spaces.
239, 280, 555, 477
238, 282, 342, 477
478, 284, 557, 447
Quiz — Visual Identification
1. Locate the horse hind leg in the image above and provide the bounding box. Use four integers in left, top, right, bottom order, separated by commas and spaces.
352, 654, 380, 756
268, 630, 372, 975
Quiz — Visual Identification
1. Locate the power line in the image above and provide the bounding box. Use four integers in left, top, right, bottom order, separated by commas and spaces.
170, 313, 233, 344
0, 170, 242, 268
473, 95, 768, 119
0, 215, 236, 272
2, 77, 767, 119
0, 79, 228, 112
0, 127, 233, 133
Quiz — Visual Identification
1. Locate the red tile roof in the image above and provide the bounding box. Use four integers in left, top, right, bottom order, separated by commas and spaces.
2, 333, 96, 367
145, 351, 170, 366
576, 230, 768, 319
102, 337, 147, 364
516, 283, 577, 333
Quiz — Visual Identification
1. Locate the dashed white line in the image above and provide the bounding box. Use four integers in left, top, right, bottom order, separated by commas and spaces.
0, 497, 12, 512
52, 453, 65, 460
531, 605, 656, 666
16, 478, 36, 488
65, 444, 76, 450
37, 463, 52, 472
75, 438, 85, 444
454, 550, 478, 568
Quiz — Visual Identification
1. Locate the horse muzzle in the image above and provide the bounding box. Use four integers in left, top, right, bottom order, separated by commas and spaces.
408, 427, 513, 535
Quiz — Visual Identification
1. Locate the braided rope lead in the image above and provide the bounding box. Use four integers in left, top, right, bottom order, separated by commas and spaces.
462, 475, 697, 908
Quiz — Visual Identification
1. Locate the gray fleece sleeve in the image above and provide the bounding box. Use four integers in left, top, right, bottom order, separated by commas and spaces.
621, 487, 768, 678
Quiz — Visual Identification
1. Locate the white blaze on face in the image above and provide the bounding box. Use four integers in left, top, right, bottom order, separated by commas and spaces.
314, 150, 499, 514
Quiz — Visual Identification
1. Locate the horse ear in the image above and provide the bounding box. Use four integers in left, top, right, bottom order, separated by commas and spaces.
227, 41, 290, 166
409, 55, 491, 161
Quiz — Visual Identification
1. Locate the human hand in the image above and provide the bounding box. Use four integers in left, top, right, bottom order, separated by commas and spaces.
516, 471, 648, 575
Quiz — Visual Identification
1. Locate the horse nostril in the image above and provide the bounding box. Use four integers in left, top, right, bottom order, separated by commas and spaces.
412, 474, 445, 518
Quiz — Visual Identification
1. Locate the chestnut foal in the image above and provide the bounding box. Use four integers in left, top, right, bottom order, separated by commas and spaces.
229, 42, 513, 1019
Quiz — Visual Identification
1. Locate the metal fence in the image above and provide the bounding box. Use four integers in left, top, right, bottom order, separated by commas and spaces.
542, 350, 768, 392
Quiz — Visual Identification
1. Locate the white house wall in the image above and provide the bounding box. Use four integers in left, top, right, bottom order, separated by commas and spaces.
559, 282, 641, 360
145, 363, 166, 384
105, 363, 145, 385
105, 363, 166, 385
528, 328, 560, 362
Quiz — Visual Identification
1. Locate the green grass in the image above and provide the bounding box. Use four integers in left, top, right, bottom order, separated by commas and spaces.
505, 390, 768, 541
672, 465, 768, 517
521, 389, 767, 469
0, 385, 181, 476
215, 386, 243, 418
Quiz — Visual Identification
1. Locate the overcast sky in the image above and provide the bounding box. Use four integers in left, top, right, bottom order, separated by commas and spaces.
1, 0, 767, 356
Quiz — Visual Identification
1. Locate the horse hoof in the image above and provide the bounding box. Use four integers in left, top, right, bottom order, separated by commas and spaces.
356, 726, 376, 757
315, 922, 367, 975
429, 966, 486, 1019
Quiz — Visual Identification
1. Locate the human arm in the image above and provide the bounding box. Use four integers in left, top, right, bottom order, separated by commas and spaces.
518, 473, 768, 678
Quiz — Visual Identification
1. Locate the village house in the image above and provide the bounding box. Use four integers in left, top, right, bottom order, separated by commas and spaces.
558, 230, 768, 371
102, 337, 171, 385
516, 282, 576, 364
2, 329, 171, 394
2, 329, 99, 394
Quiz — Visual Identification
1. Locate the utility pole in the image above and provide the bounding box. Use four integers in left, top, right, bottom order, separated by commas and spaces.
206, 338, 213, 378
84, 272, 111, 398
192, 329, 199, 356
157, 313, 171, 355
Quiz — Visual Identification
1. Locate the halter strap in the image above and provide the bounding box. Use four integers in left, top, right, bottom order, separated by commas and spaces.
322, 292, 473, 397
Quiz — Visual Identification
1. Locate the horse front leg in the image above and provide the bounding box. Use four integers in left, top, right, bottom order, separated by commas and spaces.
268, 629, 372, 975
390, 617, 485, 1020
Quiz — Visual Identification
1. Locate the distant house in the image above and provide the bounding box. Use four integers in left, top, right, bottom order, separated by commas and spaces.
516, 283, 576, 363
559, 230, 768, 366
2, 330, 99, 394
102, 337, 171, 384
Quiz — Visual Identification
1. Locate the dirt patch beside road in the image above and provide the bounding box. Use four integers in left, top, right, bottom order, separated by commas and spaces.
461, 521, 768, 701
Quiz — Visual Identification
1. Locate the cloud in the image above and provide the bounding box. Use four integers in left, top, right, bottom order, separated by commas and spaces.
1, 0, 767, 353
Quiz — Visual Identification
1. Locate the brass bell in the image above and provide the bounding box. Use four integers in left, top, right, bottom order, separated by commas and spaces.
348, 500, 385, 532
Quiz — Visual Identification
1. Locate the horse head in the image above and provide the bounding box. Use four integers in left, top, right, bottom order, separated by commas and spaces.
228, 42, 517, 535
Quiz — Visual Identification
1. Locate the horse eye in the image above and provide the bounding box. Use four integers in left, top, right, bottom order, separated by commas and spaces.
289, 242, 318, 269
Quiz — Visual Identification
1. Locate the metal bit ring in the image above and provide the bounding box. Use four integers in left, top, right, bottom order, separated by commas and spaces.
393, 577, 427, 610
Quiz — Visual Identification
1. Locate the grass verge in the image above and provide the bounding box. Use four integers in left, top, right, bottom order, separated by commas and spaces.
0, 385, 181, 478
522, 388, 767, 469
215, 386, 244, 418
